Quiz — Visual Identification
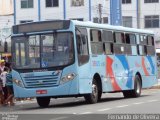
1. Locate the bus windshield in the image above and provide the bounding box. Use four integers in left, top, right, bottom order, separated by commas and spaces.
12, 32, 74, 69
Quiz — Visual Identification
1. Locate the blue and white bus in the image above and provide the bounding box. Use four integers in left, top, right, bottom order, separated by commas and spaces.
11, 20, 157, 107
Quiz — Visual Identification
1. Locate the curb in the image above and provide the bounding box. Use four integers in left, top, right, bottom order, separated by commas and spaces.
150, 85, 160, 89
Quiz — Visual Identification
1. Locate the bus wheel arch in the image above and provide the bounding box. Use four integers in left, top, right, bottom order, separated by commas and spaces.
84, 73, 102, 104
135, 72, 142, 88
134, 72, 142, 97
123, 72, 142, 98
94, 73, 102, 101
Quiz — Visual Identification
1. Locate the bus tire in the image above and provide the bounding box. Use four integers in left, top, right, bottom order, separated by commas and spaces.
123, 75, 142, 98
36, 97, 50, 108
98, 91, 102, 101
84, 79, 98, 104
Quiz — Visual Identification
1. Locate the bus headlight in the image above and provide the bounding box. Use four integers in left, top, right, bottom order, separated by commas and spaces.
13, 79, 24, 88
60, 73, 76, 84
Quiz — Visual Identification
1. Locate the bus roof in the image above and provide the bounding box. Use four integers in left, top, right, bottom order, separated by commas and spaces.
72, 20, 154, 35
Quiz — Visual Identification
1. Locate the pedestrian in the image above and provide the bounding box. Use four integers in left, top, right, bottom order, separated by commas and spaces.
0, 60, 5, 72
1, 67, 9, 105
0, 76, 4, 105
5, 68, 14, 106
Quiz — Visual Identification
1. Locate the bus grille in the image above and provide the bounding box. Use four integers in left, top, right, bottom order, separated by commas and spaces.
23, 75, 59, 88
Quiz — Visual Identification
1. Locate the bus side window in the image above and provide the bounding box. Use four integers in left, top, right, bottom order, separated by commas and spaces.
114, 32, 125, 54
102, 30, 114, 54
90, 29, 103, 54
125, 33, 137, 55
76, 27, 89, 66
146, 35, 155, 56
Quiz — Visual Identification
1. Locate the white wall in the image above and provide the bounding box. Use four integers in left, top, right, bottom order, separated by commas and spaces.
140, 1, 160, 42
41, 0, 63, 21
15, 0, 109, 23
14, 0, 160, 42
66, 0, 89, 21
16, 0, 39, 24
122, 0, 137, 28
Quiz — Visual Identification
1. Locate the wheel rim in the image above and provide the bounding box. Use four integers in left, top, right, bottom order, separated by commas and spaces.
136, 79, 141, 94
92, 84, 98, 99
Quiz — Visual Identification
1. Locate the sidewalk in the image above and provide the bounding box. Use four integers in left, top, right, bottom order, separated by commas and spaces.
151, 79, 160, 89
15, 98, 36, 105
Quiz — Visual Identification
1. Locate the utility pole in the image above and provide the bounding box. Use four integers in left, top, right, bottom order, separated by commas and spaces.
98, 4, 102, 23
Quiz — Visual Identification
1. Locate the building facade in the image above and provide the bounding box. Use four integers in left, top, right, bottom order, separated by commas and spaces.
11, 0, 160, 51
0, 0, 13, 55
121, 0, 160, 54
14, 0, 110, 24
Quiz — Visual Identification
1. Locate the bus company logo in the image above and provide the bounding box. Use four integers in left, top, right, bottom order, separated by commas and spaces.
52, 71, 61, 76
38, 80, 44, 84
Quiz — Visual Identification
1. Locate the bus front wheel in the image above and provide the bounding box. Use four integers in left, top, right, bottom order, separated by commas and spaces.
123, 75, 142, 98
84, 80, 98, 104
36, 97, 50, 108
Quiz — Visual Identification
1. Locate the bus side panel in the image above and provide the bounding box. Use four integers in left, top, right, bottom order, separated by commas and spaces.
90, 55, 115, 92
103, 55, 115, 92
78, 60, 92, 94
128, 56, 157, 89
114, 55, 134, 91
141, 56, 157, 88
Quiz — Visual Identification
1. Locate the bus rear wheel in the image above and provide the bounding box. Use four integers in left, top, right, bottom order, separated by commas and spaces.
84, 80, 98, 104
123, 75, 142, 98
36, 97, 50, 108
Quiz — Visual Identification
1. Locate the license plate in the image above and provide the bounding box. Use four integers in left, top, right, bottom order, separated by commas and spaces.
36, 90, 47, 94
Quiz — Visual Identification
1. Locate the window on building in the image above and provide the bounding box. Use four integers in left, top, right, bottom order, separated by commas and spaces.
103, 17, 108, 24
21, 0, 33, 8
122, 0, 131, 4
145, 15, 159, 28
122, 16, 132, 28
93, 17, 99, 23
71, 0, 84, 7
70, 18, 83, 21
144, 0, 159, 3
46, 0, 59, 7
20, 20, 33, 24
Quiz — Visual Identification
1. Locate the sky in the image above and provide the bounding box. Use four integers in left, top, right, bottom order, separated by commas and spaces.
0, 0, 13, 15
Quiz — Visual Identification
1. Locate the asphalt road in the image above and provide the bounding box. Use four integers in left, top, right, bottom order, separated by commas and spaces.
0, 88, 160, 120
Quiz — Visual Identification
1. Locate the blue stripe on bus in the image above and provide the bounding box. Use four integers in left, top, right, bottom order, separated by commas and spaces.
146, 56, 155, 74
116, 55, 132, 88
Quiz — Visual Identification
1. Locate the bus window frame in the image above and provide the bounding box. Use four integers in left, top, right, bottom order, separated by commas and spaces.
75, 27, 89, 66
90, 29, 103, 55
11, 31, 75, 71
124, 32, 137, 56
102, 30, 114, 55
113, 31, 126, 55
